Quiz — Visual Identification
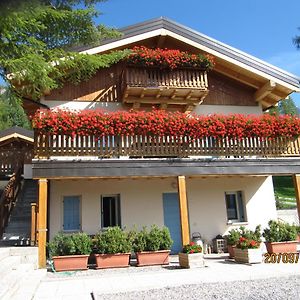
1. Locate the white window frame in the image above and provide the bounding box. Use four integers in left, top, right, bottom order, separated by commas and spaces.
225, 191, 246, 223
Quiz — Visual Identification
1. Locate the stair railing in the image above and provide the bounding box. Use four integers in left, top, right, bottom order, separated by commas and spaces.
0, 164, 22, 239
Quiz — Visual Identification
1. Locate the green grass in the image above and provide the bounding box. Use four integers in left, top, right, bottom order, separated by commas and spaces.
272, 176, 297, 209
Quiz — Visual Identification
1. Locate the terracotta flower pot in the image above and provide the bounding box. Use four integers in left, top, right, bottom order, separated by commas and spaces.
95, 253, 130, 269
179, 252, 205, 268
52, 255, 89, 272
234, 248, 262, 264
136, 250, 170, 266
297, 234, 300, 243
227, 245, 236, 258
265, 241, 298, 254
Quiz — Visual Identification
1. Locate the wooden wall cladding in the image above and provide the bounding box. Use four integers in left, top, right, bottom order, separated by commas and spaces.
45, 64, 123, 102
205, 72, 257, 106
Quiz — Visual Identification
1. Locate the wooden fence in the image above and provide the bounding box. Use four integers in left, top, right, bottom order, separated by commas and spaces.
34, 132, 300, 158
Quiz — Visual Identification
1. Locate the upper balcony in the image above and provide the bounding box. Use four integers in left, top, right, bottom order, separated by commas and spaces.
121, 66, 208, 112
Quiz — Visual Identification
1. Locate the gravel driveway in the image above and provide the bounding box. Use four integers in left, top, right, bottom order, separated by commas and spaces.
98, 275, 300, 300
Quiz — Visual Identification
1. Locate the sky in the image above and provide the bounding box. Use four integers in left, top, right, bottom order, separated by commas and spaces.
95, 0, 300, 106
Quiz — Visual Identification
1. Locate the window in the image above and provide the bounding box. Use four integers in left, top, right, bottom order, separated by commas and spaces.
63, 196, 81, 231
225, 191, 246, 222
101, 195, 121, 228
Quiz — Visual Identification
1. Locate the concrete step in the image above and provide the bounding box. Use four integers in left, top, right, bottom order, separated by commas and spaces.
0, 247, 10, 261
0, 255, 21, 277
10, 269, 47, 300
0, 263, 35, 300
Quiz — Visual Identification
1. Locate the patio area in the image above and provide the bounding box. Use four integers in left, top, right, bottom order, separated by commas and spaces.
33, 254, 300, 299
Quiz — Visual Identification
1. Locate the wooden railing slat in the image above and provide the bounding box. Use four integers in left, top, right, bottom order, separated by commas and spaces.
34, 132, 300, 158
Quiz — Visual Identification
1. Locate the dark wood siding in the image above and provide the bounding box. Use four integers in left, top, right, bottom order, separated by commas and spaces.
44, 63, 124, 102
205, 72, 257, 106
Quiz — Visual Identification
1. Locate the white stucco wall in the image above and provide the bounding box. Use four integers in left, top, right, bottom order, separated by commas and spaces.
41, 100, 262, 115
193, 104, 262, 115
49, 176, 276, 242
41, 100, 125, 112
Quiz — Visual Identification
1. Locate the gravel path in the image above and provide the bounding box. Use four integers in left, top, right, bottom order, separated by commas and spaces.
97, 275, 300, 300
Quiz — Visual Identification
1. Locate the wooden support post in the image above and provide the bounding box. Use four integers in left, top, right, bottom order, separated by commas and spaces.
31, 203, 37, 246
177, 175, 190, 246
292, 175, 300, 222
38, 179, 48, 268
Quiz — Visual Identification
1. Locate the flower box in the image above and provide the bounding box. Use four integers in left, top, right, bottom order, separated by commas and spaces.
136, 250, 170, 267
179, 252, 205, 268
265, 241, 298, 254
227, 245, 236, 258
95, 253, 131, 269
52, 255, 89, 272
234, 248, 262, 264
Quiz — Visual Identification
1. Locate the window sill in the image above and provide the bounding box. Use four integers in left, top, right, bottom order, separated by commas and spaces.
226, 221, 248, 226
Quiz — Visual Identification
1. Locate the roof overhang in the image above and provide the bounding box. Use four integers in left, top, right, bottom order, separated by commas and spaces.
76, 18, 300, 108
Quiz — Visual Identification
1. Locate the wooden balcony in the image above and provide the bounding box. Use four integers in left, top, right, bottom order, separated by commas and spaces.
121, 66, 209, 112
34, 132, 300, 159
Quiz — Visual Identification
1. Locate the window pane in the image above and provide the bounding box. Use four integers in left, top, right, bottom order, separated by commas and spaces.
102, 195, 121, 228
226, 194, 238, 220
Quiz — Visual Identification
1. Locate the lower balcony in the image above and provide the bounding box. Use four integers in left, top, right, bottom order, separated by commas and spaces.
34, 133, 300, 159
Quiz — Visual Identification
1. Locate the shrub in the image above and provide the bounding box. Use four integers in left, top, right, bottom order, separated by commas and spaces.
132, 225, 173, 252
225, 228, 240, 246
94, 227, 132, 254
263, 220, 297, 242
48, 232, 92, 257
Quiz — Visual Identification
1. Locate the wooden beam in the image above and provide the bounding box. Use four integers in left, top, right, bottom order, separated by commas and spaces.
38, 179, 48, 268
255, 80, 276, 102
31, 203, 37, 246
292, 175, 300, 222
185, 90, 194, 100
160, 103, 168, 110
177, 175, 190, 246
132, 102, 141, 110
171, 89, 178, 99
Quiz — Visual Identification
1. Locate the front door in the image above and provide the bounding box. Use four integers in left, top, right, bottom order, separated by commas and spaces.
163, 193, 182, 254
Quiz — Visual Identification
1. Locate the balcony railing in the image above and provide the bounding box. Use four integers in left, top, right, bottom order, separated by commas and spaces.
34, 132, 300, 159
121, 66, 209, 111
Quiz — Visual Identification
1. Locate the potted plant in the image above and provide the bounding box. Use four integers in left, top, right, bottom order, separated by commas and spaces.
132, 225, 173, 266
93, 226, 132, 269
296, 226, 300, 242
263, 220, 298, 253
234, 226, 262, 264
225, 228, 240, 258
179, 242, 205, 268
48, 232, 92, 272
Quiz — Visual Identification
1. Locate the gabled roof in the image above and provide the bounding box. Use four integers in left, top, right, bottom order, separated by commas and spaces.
77, 17, 300, 98
0, 126, 34, 144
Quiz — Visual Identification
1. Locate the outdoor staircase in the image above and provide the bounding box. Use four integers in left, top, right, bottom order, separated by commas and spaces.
0, 179, 38, 246
0, 247, 46, 300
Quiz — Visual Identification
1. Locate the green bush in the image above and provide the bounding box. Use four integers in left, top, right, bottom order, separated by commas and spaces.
225, 228, 240, 246
94, 227, 132, 254
263, 220, 297, 242
48, 232, 92, 257
132, 225, 173, 252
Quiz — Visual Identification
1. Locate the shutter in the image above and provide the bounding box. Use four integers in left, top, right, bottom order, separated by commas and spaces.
63, 196, 80, 230
237, 191, 245, 222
